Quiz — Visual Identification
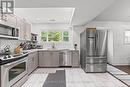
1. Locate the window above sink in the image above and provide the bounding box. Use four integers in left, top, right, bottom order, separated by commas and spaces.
41, 31, 69, 42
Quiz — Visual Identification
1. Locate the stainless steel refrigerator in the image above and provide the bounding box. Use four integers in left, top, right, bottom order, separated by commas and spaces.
80, 28, 108, 72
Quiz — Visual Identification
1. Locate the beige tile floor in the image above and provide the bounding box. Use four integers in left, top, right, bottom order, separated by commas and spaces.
21, 68, 128, 87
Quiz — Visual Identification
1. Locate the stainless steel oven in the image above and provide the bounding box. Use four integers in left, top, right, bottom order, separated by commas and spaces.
0, 57, 28, 87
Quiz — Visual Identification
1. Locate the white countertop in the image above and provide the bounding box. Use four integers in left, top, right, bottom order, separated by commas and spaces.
23, 49, 79, 54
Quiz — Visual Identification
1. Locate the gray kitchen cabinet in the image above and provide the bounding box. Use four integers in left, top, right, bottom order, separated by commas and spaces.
0, 14, 16, 28
39, 51, 59, 67
33, 52, 38, 69
6, 14, 17, 28
16, 17, 31, 40
71, 50, 80, 67
39, 51, 52, 67
24, 21, 31, 41
16, 17, 25, 40
51, 52, 59, 67
0, 14, 7, 25
28, 52, 38, 75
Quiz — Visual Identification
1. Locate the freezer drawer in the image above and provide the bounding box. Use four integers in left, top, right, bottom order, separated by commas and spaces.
86, 58, 107, 64
84, 63, 107, 73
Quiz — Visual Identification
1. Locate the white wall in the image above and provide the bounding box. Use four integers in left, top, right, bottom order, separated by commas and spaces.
31, 24, 76, 49
73, 25, 85, 50
85, 21, 130, 65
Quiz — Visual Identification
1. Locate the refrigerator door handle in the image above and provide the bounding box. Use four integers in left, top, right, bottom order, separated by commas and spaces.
95, 33, 98, 52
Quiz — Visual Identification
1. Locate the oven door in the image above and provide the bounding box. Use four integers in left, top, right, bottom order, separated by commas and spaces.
1, 58, 28, 87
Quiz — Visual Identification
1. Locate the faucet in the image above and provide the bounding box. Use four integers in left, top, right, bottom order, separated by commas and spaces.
52, 42, 55, 49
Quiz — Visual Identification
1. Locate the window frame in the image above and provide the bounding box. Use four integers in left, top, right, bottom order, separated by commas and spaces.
41, 30, 69, 42
124, 30, 130, 45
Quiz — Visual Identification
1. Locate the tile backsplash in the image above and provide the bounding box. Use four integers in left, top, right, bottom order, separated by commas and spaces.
0, 39, 25, 53
42, 42, 74, 50
0, 39, 74, 53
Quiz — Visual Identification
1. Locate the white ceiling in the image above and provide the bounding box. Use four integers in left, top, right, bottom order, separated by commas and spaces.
15, 0, 115, 25
94, 0, 130, 22
14, 8, 75, 24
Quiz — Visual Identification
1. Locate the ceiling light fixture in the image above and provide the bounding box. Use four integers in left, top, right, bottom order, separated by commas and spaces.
49, 19, 56, 22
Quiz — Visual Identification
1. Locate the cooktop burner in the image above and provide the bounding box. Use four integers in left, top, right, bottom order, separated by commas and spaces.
0, 52, 28, 65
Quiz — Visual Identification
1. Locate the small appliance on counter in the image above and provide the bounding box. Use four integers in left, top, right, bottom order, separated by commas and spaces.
31, 33, 38, 49
22, 41, 32, 50
0, 45, 11, 55
36, 44, 43, 49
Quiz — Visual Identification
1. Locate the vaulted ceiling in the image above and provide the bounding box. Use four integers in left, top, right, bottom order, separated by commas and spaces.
94, 0, 130, 22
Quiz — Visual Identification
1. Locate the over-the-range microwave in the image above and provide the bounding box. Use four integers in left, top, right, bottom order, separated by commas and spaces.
0, 24, 19, 37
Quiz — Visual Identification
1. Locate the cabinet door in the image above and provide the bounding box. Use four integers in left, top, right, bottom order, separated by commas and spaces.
28, 54, 33, 75
33, 52, 38, 69
0, 14, 16, 27
24, 22, 31, 41
39, 52, 52, 67
6, 14, 17, 28
17, 18, 25, 40
51, 52, 59, 67
71, 51, 79, 67
0, 14, 7, 25
28, 52, 38, 74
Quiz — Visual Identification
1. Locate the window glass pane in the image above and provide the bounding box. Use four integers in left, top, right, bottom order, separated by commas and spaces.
54, 32, 62, 41
41, 37, 47, 41
41, 31, 69, 42
125, 31, 130, 37
48, 32, 55, 41
63, 37, 69, 41
41, 32, 47, 37
63, 31, 69, 37
63, 31, 69, 41
41, 32, 47, 42
9, 62, 26, 81
48, 32, 62, 41
125, 30, 130, 44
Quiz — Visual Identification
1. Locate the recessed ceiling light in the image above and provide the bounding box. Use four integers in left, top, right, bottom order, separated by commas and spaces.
49, 19, 56, 22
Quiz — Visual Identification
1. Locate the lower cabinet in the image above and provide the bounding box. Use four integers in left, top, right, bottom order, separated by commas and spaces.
28, 52, 38, 75
39, 50, 79, 67
39, 51, 59, 67
71, 50, 80, 67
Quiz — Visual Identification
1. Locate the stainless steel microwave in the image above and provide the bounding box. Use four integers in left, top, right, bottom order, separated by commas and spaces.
0, 24, 19, 37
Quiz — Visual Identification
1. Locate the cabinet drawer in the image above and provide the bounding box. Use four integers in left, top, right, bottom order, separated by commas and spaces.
86, 58, 107, 64
84, 63, 107, 72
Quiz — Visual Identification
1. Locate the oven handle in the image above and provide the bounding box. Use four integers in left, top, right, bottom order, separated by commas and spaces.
3, 58, 27, 67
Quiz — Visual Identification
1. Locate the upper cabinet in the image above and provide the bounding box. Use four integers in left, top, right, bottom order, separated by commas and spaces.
0, 14, 31, 41
0, 14, 7, 25
6, 14, 17, 28
24, 20, 31, 41
16, 17, 25, 40
0, 14, 16, 28
16, 16, 31, 41
18, 18, 31, 41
